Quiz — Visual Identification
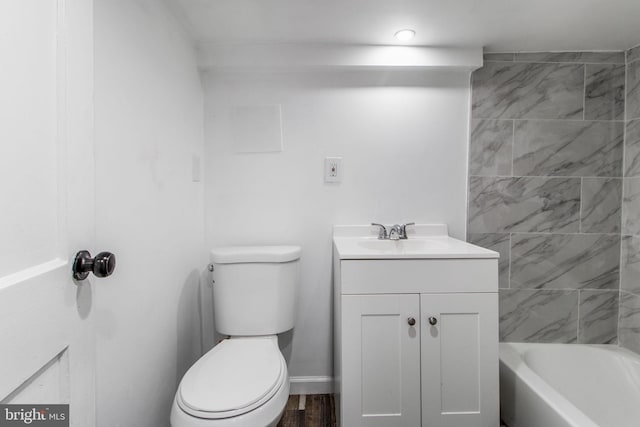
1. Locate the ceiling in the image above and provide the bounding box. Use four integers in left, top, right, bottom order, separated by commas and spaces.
169, 0, 640, 52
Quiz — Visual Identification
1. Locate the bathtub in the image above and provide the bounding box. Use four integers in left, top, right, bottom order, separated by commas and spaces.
499, 342, 640, 427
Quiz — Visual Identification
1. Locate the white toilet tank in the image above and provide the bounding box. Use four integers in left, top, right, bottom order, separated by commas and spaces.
210, 245, 301, 336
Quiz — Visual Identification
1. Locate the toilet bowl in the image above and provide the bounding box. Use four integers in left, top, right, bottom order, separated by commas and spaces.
170, 245, 301, 427
170, 337, 289, 427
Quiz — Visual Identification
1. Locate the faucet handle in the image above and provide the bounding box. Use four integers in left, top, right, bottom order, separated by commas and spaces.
371, 223, 388, 239
400, 222, 415, 239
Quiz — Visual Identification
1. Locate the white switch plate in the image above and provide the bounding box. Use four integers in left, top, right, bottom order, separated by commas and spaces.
324, 157, 342, 183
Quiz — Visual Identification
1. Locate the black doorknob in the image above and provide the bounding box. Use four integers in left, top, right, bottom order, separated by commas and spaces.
73, 250, 116, 281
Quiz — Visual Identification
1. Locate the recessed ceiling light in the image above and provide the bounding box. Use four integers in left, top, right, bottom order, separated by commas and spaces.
394, 29, 416, 42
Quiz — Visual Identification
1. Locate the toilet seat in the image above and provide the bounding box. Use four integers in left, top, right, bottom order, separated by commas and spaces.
177, 337, 286, 420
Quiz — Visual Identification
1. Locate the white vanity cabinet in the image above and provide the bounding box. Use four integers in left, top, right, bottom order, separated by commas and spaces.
420, 292, 498, 427
333, 225, 499, 427
341, 293, 422, 427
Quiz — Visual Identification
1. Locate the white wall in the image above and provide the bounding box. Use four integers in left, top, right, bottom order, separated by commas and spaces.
203, 69, 471, 383
94, 0, 205, 425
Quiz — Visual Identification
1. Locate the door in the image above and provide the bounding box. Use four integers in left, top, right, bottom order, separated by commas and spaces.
420, 293, 499, 427
0, 1, 96, 426
342, 294, 421, 427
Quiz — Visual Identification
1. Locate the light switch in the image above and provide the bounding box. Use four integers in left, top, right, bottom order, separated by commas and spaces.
324, 157, 342, 183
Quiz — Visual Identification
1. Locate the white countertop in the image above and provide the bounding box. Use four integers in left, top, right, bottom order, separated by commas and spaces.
333, 224, 499, 260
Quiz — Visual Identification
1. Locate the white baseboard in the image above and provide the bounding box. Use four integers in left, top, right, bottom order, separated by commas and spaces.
289, 376, 333, 395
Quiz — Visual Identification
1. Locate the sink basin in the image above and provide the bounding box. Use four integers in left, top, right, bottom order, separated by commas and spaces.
333, 224, 499, 260
356, 239, 448, 253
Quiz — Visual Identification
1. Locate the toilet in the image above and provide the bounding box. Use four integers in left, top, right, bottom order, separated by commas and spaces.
170, 245, 301, 427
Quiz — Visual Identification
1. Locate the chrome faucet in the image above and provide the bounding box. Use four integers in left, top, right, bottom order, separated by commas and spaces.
388, 224, 403, 240
371, 223, 388, 239
372, 222, 415, 240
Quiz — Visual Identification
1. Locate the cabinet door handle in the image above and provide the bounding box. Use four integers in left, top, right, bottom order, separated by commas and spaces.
407, 317, 416, 326
428, 316, 438, 326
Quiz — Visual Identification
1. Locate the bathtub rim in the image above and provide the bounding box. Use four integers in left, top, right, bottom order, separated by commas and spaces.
499, 342, 601, 427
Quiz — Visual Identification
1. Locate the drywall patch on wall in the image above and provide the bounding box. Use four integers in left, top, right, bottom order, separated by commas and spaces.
230, 105, 283, 153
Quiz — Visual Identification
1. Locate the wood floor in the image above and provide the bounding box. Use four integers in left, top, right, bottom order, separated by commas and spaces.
277, 394, 336, 427
277, 394, 506, 426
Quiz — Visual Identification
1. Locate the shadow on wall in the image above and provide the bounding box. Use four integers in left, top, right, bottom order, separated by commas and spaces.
279, 329, 294, 366
176, 268, 212, 386
75, 280, 93, 320
200, 268, 218, 353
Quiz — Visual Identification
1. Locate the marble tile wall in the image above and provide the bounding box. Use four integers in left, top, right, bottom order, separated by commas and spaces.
620, 45, 640, 354
468, 51, 625, 344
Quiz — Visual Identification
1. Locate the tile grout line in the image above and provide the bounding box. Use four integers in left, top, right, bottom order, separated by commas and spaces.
583, 64, 587, 121
618, 289, 626, 348
618, 236, 624, 346
508, 118, 513, 292
469, 174, 624, 179
510, 119, 515, 177
470, 231, 623, 237
473, 118, 625, 123
579, 177, 583, 234
620, 51, 628, 347
504, 287, 622, 293
485, 61, 625, 65
508, 232, 512, 289
624, 49, 628, 178
576, 289, 581, 343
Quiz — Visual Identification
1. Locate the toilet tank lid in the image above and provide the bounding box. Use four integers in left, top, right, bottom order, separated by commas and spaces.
211, 245, 301, 264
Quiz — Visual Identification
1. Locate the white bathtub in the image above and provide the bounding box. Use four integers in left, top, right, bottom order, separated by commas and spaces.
500, 342, 640, 427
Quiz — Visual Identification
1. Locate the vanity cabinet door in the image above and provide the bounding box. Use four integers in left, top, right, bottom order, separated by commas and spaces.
342, 294, 421, 427
420, 293, 499, 427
